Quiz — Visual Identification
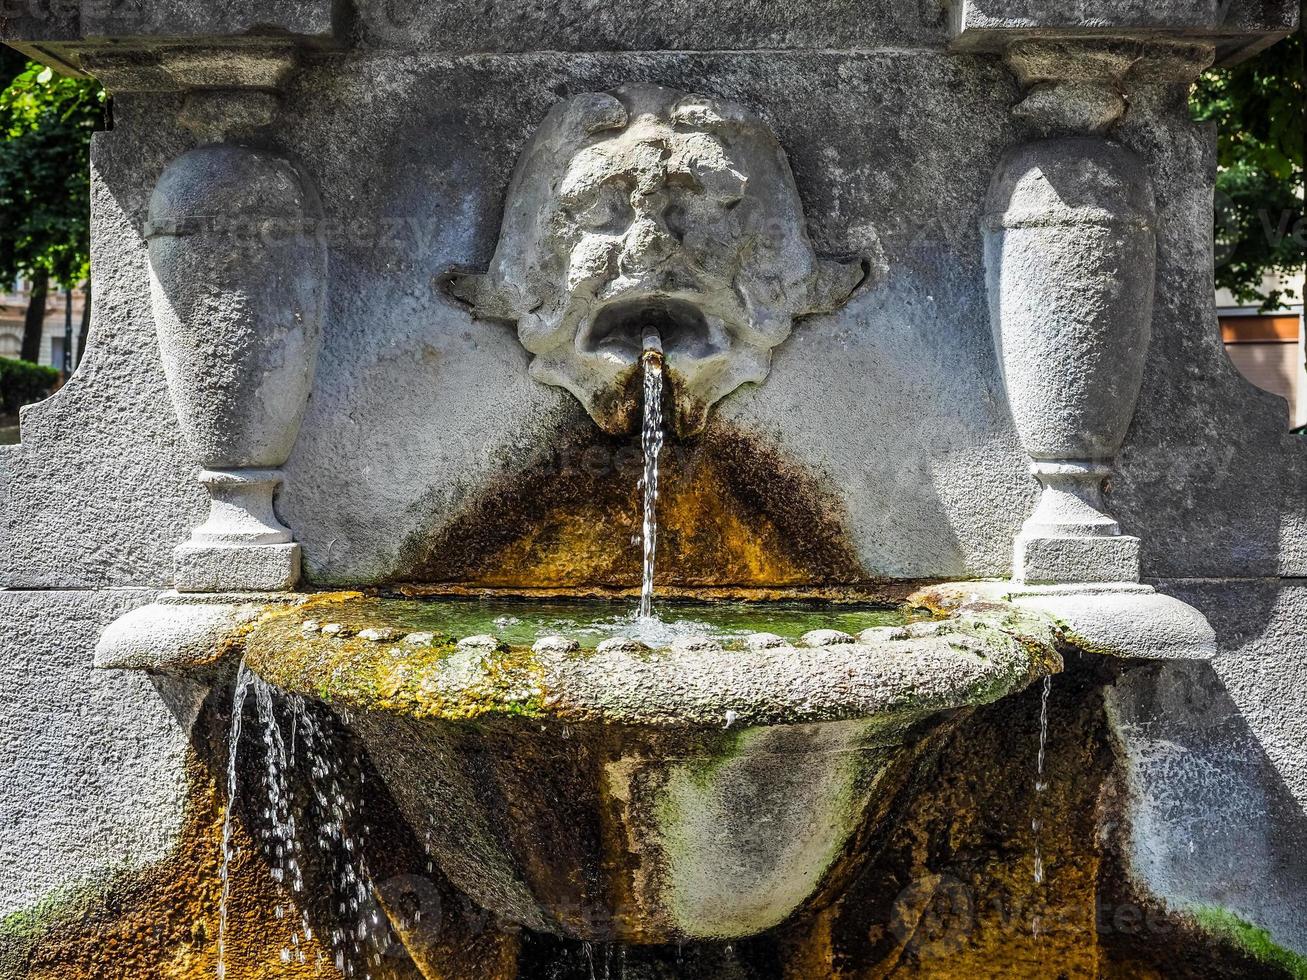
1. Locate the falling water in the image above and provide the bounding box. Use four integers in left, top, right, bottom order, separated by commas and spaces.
638, 327, 665, 620
1031, 674, 1052, 938
216, 664, 381, 978
217, 665, 255, 980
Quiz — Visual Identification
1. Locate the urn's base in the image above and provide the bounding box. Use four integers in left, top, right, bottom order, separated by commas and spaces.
175, 541, 301, 592
1015, 531, 1140, 584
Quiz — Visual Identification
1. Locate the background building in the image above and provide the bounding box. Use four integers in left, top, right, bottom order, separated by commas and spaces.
1218, 271, 1306, 428
0, 279, 87, 371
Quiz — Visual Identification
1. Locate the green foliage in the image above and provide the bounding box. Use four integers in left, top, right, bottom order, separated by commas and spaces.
0, 61, 104, 289
1191, 26, 1305, 311
0, 356, 59, 414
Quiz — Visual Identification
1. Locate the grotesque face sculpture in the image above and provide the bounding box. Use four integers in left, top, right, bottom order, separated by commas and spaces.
452, 84, 864, 435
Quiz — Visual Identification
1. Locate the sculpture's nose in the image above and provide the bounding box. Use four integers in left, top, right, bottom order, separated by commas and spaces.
619, 196, 676, 274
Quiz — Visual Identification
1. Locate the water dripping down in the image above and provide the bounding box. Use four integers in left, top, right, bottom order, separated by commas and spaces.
638, 326, 665, 620
215, 663, 382, 979
1031, 674, 1052, 938
217, 665, 254, 980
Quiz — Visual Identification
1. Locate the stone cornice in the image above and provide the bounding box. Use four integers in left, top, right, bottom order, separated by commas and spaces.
948, 0, 1298, 66
0, 0, 340, 78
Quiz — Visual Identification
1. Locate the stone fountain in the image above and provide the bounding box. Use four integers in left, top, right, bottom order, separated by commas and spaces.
98, 80, 1067, 948
3, 3, 1306, 978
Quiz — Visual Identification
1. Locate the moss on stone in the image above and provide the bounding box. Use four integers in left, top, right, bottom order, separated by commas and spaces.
652, 721, 885, 940
0, 882, 106, 976
1192, 907, 1307, 979
243, 605, 549, 722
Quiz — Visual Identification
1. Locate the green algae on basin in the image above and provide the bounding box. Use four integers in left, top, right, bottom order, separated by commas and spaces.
290, 595, 919, 649
236, 592, 1062, 943
244, 593, 1059, 729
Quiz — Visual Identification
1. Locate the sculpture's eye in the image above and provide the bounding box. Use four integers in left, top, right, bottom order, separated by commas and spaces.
664, 188, 744, 245
664, 202, 688, 242
574, 182, 634, 234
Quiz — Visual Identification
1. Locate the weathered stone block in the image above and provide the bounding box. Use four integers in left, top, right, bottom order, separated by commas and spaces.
1015, 531, 1141, 584
173, 542, 301, 593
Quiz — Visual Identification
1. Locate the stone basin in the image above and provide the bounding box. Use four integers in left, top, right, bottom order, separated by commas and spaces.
229, 594, 1062, 944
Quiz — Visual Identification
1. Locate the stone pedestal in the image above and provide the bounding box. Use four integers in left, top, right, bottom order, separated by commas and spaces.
173, 469, 301, 592
1014, 461, 1141, 583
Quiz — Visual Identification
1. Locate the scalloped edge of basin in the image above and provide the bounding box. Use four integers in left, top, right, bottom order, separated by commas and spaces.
93, 590, 1063, 944
238, 598, 1061, 728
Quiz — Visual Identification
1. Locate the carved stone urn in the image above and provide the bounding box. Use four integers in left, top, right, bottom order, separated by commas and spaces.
147, 143, 326, 592
964, 41, 1216, 660
984, 136, 1155, 584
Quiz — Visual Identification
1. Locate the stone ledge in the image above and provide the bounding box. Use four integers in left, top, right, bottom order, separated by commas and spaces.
915, 580, 1219, 660
0, 0, 341, 78
0, 0, 339, 45
948, 0, 1298, 65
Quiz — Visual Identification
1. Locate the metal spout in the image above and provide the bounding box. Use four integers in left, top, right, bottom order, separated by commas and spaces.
641, 325, 663, 367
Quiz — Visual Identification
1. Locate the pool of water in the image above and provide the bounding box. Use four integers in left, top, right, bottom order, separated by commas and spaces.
307, 596, 921, 650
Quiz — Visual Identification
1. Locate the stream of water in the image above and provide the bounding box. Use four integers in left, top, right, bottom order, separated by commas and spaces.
217, 665, 380, 978
216, 666, 253, 980
638, 331, 665, 620
1031, 674, 1052, 938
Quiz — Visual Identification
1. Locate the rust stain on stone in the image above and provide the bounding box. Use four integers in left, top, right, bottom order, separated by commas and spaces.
770, 661, 1291, 980
3, 684, 517, 980
6, 728, 334, 978
394, 420, 870, 590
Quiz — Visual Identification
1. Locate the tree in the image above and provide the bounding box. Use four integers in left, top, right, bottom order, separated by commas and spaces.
17, 269, 47, 363
0, 53, 103, 366
1190, 11, 1305, 311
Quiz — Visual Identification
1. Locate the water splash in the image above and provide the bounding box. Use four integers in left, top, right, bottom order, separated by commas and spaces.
638, 328, 665, 620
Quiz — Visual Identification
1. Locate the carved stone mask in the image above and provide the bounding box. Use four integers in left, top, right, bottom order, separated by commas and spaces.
451, 84, 865, 436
